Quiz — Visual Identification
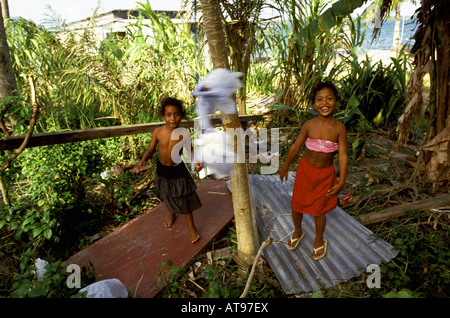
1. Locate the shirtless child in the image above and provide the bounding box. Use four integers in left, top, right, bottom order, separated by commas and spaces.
136, 97, 202, 244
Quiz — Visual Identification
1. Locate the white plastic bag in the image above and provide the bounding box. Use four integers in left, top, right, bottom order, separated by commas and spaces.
191, 69, 243, 178
33, 258, 48, 282
193, 129, 234, 178
79, 278, 128, 298
192, 68, 242, 129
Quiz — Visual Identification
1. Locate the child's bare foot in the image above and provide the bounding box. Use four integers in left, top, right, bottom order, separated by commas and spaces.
164, 214, 176, 228
191, 232, 200, 244
183, 213, 199, 244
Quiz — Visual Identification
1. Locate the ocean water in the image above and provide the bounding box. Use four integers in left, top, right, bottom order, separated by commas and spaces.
360, 19, 417, 51
257, 18, 418, 61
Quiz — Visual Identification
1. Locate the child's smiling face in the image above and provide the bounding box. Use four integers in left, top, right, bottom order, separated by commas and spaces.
314, 87, 339, 117
163, 104, 182, 128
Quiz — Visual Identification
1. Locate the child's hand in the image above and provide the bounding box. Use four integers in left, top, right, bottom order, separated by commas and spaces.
279, 168, 289, 182
195, 162, 203, 171
135, 161, 145, 173
327, 184, 343, 197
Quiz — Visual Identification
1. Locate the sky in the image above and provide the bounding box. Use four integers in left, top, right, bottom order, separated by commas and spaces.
8, 0, 420, 26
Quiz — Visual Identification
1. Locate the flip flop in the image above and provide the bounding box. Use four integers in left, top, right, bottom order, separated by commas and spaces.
287, 231, 305, 250
312, 239, 327, 260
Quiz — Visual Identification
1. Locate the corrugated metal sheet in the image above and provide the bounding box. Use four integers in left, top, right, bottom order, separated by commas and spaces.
229, 173, 398, 294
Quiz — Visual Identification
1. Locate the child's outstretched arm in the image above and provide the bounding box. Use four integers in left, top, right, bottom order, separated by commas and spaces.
327, 124, 348, 197
189, 131, 202, 172
136, 128, 159, 173
279, 122, 309, 182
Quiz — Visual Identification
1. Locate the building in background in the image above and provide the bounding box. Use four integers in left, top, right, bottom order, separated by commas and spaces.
65, 9, 186, 41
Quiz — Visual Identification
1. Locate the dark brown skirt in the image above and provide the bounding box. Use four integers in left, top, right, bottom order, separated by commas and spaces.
155, 160, 202, 214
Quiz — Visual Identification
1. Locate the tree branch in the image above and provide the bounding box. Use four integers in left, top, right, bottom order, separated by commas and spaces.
240, 236, 272, 298
0, 76, 39, 204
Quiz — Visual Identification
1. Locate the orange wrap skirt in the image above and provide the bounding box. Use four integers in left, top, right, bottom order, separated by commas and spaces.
291, 156, 338, 216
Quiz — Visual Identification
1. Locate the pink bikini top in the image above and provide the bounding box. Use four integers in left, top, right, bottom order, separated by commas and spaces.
305, 138, 339, 153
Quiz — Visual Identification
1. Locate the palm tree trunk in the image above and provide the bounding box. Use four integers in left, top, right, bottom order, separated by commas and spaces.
393, 3, 401, 55
200, 0, 257, 268
0, 1, 17, 99
1, 0, 10, 20
0, 0, 18, 204
201, 0, 229, 70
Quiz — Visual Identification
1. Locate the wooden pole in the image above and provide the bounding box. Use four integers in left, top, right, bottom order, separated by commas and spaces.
0, 114, 263, 151
200, 0, 258, 268
356, 194, 450, 225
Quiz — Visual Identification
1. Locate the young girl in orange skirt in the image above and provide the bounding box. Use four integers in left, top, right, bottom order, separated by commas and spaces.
279, 81, 348, 260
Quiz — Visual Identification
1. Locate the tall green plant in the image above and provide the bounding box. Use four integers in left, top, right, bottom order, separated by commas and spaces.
6, 4, 207, 131
267, 0, 346, 112
218, 0, 266, 114
135, 2, 208, 108
337, 48, 410, 129
335, 46, 411, 159
6, 18, 108, 132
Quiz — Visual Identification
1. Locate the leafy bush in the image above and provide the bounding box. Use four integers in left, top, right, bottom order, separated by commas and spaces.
361, 211, 450, 298
383, 215, 449, 297
0, 140, 109, 253
338, 51, 409, 130
6, 6, 204, 130
3, 248, 95, 298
